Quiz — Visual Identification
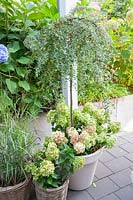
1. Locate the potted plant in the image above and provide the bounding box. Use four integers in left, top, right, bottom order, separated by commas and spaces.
24, 12, 119, 191
47, 101, 120, 190
0, 114, 34, 200
25, 134, 82, 200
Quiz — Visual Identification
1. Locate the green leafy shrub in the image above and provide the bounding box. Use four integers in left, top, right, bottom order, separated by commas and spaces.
78, 82, 129, 104
105, 13, 133, 87
101, 0, 133, 19
0, 0, 60, 117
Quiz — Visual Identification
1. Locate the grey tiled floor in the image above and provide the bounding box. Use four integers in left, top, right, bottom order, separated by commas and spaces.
31, 132, 133, 200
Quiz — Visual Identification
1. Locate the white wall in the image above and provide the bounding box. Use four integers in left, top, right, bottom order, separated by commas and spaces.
58, 0, 80, 17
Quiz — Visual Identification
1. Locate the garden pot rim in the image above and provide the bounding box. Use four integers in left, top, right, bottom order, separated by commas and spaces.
0, 177, 32, 193
80, 146, 104, 159
35, 179, 69, 193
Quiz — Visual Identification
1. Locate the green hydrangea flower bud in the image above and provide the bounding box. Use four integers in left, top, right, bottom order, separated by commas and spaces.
73, 156, 86, 169
126, 10, 133, 26
25, 163, 40, 181
40, 159, 55, 177
108, 122, 121, 134
45, 142, 60, 161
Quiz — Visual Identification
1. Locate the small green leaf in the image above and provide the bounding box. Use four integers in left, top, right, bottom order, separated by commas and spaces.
0, 32, 6, 40
47, 177, 53, 185
16, 67, 26, 77
51, 182, 59, 188
17, 57, 30, 64
8, 41, 20, 53
6, 79, 17, 94
8, 34, 20, 40
51, 173, 59, 179
26, 2, 36, 9
18, 81, 30, 91
25, 20, 35, 27
34, 99, 42, 107
0, 91, 13, 107
131, 60, 133, 66
121, 50, 130, 59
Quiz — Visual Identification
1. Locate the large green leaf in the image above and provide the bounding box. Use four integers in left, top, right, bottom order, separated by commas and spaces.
17, 57, 30, 64
8, 41, 20, 53
6, 79, 17, 94
18, 81, 30, 91
28, 12, 44, 20
0, 64, 15, 72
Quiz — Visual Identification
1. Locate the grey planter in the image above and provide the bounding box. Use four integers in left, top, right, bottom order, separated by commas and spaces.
69, 147, 104, 191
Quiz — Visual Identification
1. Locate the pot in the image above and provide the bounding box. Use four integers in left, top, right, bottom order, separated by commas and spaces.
69, 147, 104, 190
0, 178, 32, 200
35, 179, 69, 200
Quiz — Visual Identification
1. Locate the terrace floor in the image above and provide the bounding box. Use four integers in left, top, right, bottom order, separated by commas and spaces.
68, 131, 133, 200
30, 131, 133, 200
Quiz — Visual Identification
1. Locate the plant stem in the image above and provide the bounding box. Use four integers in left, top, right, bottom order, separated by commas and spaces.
5, 7, 9, 36
70, 76, 73, 127
0, 72, 18, 79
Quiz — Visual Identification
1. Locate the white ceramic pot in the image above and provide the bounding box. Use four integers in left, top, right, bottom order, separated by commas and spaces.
69, 147, 104, 191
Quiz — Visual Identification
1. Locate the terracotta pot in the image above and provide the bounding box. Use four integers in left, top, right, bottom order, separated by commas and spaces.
69, 147, 104, 190
0, 178, 32, 200
35, 179, 69, 200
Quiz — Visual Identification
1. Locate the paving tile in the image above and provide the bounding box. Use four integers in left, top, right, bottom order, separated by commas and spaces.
95, 162, 113, 179
130, 165, 133, 170
87, 177, 119, 200
99, 193, 120, 200
117, 132, 126, 137
125, 153, 133, 162
109, 168, 132, 188
120, 133, 133, 143
107, 146, 127, 158
121, 143, 133, 153
100, 150, 115, 163
67, 190, 93, 200
104, 157, 133, 173
115, 185, 133, 200
114, 136, 128, 146
94, 176, 98, 182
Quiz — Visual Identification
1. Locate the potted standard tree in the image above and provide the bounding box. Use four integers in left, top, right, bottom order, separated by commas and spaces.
24, 13, 119, 190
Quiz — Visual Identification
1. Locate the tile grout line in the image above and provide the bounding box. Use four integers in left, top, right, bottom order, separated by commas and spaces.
86, 189, 96, 200
93, 166, 133, 185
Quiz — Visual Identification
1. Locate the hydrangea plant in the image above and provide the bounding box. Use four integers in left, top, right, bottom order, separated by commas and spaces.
25, 136, 84, 189
48, 102, 121, 155
0, 44, 8, 63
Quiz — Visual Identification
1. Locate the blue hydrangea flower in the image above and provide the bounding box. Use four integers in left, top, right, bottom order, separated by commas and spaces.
0, 44, 8, 63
